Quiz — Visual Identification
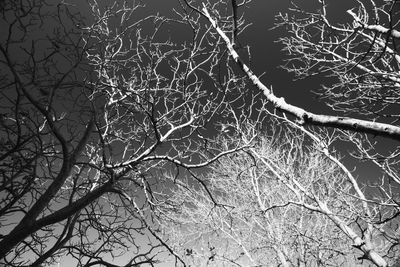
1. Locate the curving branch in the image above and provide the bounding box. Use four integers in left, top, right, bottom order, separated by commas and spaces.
347, 9, 400, 39
202, 5, 400, 142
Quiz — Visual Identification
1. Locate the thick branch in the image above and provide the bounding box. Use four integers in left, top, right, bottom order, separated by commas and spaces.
0, 118, 95, 258
0, 180, 112, 259
231, 0, 238, 44
202, 6, 400, 142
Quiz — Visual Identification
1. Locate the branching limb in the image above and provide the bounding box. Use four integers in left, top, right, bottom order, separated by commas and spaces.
202, 6, 400, 142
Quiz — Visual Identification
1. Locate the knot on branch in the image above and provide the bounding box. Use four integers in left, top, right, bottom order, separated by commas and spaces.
295, 113, 309, 125
352, 241, 365, 250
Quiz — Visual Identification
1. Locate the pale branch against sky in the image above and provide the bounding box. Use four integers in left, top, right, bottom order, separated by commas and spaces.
0, 0, 400, 266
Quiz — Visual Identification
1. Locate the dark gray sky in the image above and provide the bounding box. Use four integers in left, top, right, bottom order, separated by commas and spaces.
37, 0, 387, 265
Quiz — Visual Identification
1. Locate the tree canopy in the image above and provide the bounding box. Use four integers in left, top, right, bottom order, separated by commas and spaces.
0, 0, 399, 266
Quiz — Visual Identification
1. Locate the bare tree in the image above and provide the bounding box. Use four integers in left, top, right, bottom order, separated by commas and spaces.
0, 0, 248, 265
158, 114, 399, 266
195, 0, 400, 139
167, 1, 400, 265
2, 0, 400, 266
277, 0, 400, 119
273, 2, 400, 226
